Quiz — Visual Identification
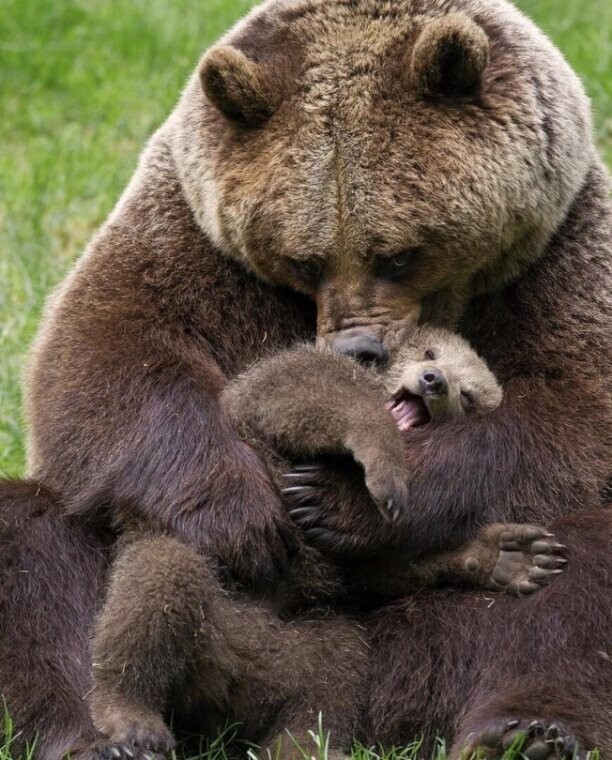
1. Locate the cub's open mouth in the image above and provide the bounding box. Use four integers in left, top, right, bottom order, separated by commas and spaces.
387, 391, 431, 431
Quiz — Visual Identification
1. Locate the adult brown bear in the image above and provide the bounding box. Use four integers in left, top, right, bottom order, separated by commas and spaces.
0, 0, 610, 757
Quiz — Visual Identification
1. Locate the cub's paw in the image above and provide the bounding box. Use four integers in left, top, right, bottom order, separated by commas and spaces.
92, 708, 175, 759
66, 737, 166, 760
459, 718, 583, 760
364, 466, 409, 524
487, 524, 567, 595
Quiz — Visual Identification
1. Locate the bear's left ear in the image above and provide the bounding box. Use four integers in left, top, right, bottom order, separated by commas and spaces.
411, 14, 489, 100
199, 45, 281, 127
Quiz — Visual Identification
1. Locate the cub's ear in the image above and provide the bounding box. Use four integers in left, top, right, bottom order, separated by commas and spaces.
411, 14, 489, 100
199, 45, 280, 127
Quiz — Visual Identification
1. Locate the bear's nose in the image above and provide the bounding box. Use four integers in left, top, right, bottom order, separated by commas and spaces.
419, 369, 447, 395
331, 334, 388, 365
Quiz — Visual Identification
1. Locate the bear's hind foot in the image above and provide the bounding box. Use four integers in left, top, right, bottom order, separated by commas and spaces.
457, 718, 583, 760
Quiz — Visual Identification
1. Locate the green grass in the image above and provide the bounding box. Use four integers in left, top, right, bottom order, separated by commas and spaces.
0, 0, 610, 478
0, 1, 609, 757
1, 708, 600, 760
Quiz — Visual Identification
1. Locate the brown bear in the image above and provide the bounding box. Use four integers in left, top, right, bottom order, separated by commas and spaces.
0, 0, 610, 757
86, 330, 568, 760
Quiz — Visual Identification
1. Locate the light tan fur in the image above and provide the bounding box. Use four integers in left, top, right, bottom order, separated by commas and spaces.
171, 0, 592, 352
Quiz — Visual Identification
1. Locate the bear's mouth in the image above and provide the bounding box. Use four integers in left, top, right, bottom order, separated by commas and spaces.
386, 391, 431, 431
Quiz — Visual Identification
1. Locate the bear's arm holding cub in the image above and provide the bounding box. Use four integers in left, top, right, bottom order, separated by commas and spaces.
24, 150, 314, 590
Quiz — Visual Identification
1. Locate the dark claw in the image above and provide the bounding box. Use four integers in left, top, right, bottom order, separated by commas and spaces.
305, 527, 341, 549
505, 719, 520, 731
305, 527, 332, 539
292, 464, 325, 473
527, 720, 545, 738
289, 507, 321, 529
282, 485, 318, 497
282, 471, 312, 481
545, 725, 559, 740
288, 507, 316, 519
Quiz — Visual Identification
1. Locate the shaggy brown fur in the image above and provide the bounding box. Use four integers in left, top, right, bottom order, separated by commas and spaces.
0, 0, 610, 756
88, 520, 565, 760
86, 331, 565, 760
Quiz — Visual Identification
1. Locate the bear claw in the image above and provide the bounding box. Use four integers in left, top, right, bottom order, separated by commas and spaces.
461, 717, 583, 760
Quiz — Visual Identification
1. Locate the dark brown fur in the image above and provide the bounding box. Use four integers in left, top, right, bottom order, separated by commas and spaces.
89, 523, 565, 760
86, 337, 564, 759
0, 0, 610, 756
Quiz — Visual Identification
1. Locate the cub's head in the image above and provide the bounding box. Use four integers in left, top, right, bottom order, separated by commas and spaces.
386, 326, 503, 429
173, 0, 592, 363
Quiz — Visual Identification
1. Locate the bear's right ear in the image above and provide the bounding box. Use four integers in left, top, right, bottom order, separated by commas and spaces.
411, 14, 489, 100
199, 45, 280, 127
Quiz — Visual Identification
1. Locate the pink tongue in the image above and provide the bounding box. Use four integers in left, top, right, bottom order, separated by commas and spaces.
387, 397, 429, 431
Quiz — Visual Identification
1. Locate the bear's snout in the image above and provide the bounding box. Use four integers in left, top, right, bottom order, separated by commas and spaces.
328, 329, 388, 365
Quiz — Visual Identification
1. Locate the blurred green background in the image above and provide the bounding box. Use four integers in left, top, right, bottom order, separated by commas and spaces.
0, 0, 610, 476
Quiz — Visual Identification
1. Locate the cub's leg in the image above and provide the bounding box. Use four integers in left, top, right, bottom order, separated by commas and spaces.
90, 534, 367, 760
89, 534, 225, 758
355, 523, 568, 599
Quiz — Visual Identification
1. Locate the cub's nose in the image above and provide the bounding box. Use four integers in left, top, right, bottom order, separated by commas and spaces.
331, 334, 388, 365
419, 369, 447, 395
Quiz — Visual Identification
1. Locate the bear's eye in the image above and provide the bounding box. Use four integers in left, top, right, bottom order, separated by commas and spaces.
287, 258, 323, 285
460, 389, 476, 411
375, 248, 421, 281
424, 349, 436, 361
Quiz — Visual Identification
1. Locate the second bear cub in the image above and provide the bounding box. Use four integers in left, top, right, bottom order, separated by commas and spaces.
88, 327, 566, 759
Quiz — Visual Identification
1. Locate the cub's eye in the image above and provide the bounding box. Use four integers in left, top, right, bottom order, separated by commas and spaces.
287, 258, 323, 285
424, 349, 436, 361
460, 389, 475, 411
375, 248, 421, 281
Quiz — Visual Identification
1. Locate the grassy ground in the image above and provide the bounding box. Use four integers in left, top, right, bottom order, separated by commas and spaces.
0, 0, 610, 478
0, 1, 609, 757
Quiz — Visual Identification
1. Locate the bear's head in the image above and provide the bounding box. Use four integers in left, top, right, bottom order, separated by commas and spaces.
171, 0, 593, 362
